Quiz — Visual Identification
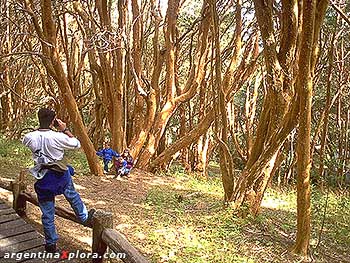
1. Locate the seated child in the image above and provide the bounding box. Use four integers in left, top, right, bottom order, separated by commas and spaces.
96, 142, 119, 174
115, 148, 134, 177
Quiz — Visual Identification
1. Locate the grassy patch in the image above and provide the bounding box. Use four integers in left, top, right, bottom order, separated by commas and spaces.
0, 135, 32, 178
142, 167, 250, 262
65, 150, 90, 175
311, 188, 350, 258
139, 167, 350, 263
143, 187, 250, 263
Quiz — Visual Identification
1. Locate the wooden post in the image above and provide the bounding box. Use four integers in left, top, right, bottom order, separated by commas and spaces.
12, 170, 27, 216
102, 229, 150, 263
92, 210, 113, 263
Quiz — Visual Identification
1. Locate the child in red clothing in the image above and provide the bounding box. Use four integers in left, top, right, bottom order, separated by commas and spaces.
115, 149, 134, 177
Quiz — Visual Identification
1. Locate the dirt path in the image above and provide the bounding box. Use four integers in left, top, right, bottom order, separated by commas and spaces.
0, 169, 175, 262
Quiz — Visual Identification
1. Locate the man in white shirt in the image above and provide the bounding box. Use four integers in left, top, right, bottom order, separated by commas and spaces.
23, 108, 94, 253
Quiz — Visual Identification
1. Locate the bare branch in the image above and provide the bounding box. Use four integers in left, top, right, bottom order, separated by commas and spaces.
330, 1, 350, 26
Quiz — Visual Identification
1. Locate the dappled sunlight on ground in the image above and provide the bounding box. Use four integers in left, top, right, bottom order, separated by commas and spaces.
261, 189, 296, 212
76, 235, 92, 246
93, 200, 107, 205
115, 223, 134, 231
0, 188, 13, 203
261, 196, 290, 210
143, 177, 174, 186
135, 232, 147, 240
100, 177, 114, 183
74, 183, 86, 190
130, 203, 152, 210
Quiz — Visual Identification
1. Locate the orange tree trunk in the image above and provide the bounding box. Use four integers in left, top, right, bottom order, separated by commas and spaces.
150, 109, 215, 169
128, 0, 162, 160
230, 0, 328, 217
112, 0, 126, 151
26, 0, 103, 175
136, 0, 211, 169
292, 0, 328, 257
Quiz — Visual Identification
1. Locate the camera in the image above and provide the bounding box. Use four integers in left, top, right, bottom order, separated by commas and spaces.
53, 119, 59, 128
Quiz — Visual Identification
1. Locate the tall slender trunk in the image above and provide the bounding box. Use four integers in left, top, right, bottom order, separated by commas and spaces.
150, 109, 215, 169
0, 1, 13, 131
113, 0, 126, 151
131, 0, 182, 167
292, 0, 329, 256
130, 0, 144, 148
318, 31, 336, 188
196, 80, 210, 177
128, 3, 161, 159
26, 0, 103, 175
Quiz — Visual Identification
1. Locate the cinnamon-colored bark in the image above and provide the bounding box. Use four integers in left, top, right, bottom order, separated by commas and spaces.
292, 0, 329, 257
24, 0, 103, 175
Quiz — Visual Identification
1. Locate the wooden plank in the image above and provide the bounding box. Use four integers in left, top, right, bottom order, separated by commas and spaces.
0, 218, 27, 231
102, 228, 149, 263
0, 224, 36, 240
0, 214, 20, 224
0, 231, 42, 248
0, 208, 16, 216
12, 171, 27, 216
0, 237, 43, 257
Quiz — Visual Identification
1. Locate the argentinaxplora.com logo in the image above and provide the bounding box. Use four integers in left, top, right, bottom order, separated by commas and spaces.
4, 250, 127, 261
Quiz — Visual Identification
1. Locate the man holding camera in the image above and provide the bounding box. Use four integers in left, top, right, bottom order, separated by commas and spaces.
22, 108, 95, 253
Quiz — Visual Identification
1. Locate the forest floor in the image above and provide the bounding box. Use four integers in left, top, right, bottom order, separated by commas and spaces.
0, 135, 349, 263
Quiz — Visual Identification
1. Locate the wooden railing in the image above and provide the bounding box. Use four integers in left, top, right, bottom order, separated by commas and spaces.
0, 171, 149, 263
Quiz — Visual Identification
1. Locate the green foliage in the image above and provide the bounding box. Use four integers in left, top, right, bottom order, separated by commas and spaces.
0, 134, 32, 178
311, 189, 350, 254
65, 150, 90, 175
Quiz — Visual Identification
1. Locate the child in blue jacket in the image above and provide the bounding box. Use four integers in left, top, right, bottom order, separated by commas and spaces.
96, 142, 119, 173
